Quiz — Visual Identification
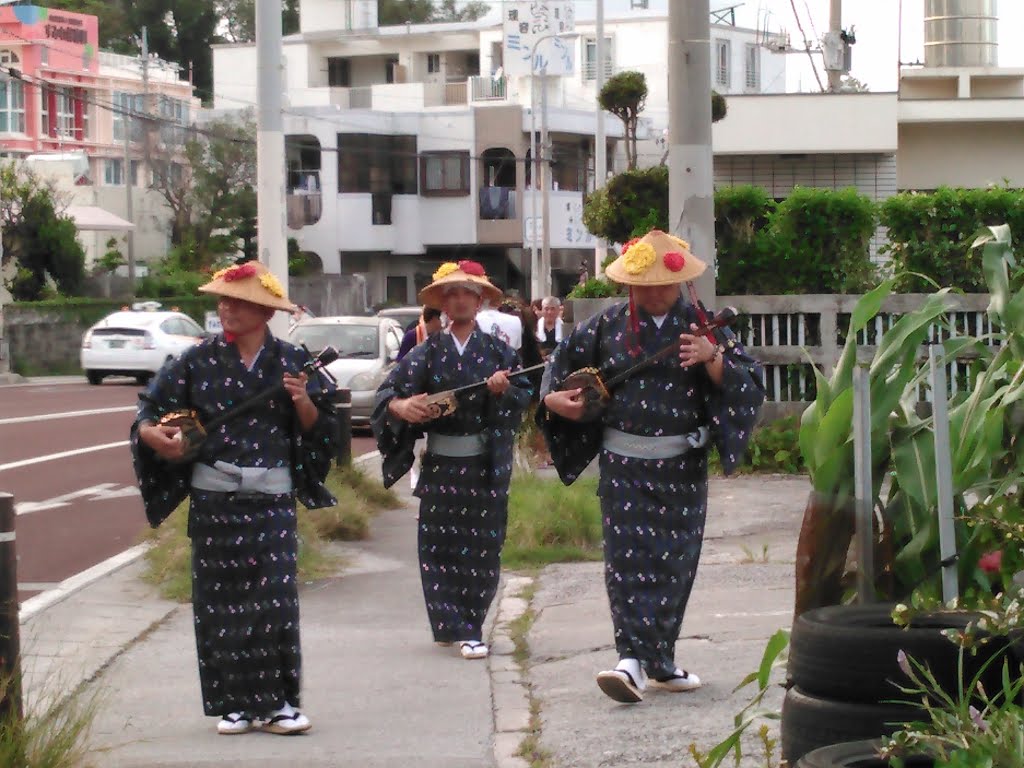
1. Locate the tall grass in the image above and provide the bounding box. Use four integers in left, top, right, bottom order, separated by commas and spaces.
504, 476, 603, 569
0, 673, 99, 768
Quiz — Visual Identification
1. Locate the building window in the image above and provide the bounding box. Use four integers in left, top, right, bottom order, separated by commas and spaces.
715, 39, 731, 88
0, 49, 19, 65
427, 53, 441, 74
327, 57, 350, 87
386, 276, 408, 302
56, 88, 76, 138
159, 96, 190, 145
385, 56, 400, 84
337, 133, 417, 194
583, 37, 613, 81
130, 159, 141, 186
745, 44, 759, 90
104, 158, 124, 186
0, 79, 25, 133
113, 92, 145, 141
420, 151, 470, 196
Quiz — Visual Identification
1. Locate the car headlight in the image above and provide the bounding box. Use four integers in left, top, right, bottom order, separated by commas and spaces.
348, 370, 385, 391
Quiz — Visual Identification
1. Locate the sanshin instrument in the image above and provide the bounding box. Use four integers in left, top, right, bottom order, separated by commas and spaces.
155, 345, 340, 463
420, 307, 738, 422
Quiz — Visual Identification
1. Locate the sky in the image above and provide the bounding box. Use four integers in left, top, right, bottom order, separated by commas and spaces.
730, 0, 1024, 92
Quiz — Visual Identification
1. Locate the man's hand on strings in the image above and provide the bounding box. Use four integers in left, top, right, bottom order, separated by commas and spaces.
679, 324, 719, 368
390, 393, 432, 424
544, 388, 586, 422
139, 423, 186, 461
486, 370, 510, 396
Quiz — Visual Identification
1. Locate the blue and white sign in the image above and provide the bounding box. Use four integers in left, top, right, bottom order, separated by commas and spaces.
204, 311, 223, 334
524, 192, 595, 248
503, 1, 576, 77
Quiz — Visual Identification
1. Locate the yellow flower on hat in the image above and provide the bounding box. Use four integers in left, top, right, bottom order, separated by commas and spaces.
622, 242, 657, 275
668, 235, 691, 251
259, 272, 285, 298
212, 266, 230, 281
432, 262, 460, 281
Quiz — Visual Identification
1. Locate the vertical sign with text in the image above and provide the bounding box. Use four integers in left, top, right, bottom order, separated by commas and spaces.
502, 1, 576, 77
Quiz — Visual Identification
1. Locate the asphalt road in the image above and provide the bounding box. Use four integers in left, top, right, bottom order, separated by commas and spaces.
0, 376, 376, 603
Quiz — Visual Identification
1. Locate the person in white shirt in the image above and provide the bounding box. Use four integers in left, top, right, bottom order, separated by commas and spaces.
536, 296, 564, 358
477, 302, 523, 351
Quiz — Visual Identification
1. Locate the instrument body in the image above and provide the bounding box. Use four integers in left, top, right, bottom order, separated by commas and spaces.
559, 308, 738, 424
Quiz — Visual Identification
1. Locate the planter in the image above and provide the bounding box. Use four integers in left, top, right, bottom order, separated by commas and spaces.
796, 739, 933, 768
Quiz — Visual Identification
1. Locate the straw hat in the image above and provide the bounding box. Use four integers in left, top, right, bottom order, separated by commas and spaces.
198, 261, 296, 312
419, 260, 503, 310
605, 230, 707, 286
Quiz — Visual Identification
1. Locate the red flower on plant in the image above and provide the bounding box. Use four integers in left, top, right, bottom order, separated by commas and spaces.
621, 237, 641, 255
458, 260, 486, 277
979, 550, 1003, 573
223, 262, 259, 282
664, 251, 686, 272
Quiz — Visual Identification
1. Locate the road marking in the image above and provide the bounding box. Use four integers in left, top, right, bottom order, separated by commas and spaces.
19, 544, 150, 622
14, 483, 140, 515
0, 406, 135, 426
0, 441, 131, 473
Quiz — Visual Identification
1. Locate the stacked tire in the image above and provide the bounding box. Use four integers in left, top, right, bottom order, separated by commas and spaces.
781, 603, 1010, 765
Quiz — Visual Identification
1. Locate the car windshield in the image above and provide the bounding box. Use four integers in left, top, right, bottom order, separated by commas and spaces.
292, 324, 379, 358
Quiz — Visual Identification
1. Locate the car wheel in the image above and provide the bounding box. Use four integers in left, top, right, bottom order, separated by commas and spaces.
135, 372, 153, 386
86, 370, 104, 386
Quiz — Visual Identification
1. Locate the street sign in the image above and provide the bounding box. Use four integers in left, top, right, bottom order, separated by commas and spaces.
205, 312, 223, 334
502, 1, 576, 76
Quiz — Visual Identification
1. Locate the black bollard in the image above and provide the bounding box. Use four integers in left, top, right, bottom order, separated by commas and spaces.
0, 493, 21, 722
334, 389, 352, 466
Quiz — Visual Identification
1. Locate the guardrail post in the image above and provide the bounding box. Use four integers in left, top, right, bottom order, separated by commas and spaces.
334, 389, 352, 466
0, 493, 21, 721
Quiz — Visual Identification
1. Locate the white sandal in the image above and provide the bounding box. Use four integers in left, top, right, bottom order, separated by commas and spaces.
217, 712, 253, 735
459, 641, 489, 660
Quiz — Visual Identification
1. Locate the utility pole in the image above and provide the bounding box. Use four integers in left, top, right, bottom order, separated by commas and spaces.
124, 105, 135, 295
669, 0, 715, 303
529, 77, 539, 300
827, 0, 843, 92
256, 0, 289, 337
593, 0, 606, 278
540, 66, 551, 298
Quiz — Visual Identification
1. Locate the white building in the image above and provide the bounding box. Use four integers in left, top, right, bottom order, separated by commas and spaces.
212, 0, 786, 303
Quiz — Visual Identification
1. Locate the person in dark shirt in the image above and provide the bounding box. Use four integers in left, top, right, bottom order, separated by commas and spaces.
397, 306, 443, 361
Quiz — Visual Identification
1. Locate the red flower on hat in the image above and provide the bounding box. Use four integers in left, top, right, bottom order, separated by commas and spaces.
664, 251, 686, 272
621, 237, 641, 255
222, 262, 259, 282
458, 260, 486, 277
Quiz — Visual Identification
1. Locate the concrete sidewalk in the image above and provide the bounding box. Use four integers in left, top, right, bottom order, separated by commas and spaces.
18, 458, 808, 768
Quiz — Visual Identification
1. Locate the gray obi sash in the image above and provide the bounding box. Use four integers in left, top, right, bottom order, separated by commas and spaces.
426, 432, 488, 457
191, 461, 294, 495
602, 426, 710, 460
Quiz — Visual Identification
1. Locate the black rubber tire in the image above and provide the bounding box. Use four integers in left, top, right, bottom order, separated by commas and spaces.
86, 370, 103, 385
781, 686, 925, 766
788, 603, 1010, 703
135, 372, 152, 386
795, 739, 934, 768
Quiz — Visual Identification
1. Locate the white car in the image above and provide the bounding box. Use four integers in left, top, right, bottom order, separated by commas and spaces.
289, 316, 403, 425
81, 307, 206, 385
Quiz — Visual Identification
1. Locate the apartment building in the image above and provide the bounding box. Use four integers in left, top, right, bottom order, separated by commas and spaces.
0, 4, 199, 266
213, 0, 785, 304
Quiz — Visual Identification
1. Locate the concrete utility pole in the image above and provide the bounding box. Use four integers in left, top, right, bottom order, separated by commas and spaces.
828, 0, 843, 92
256, 0, 290, 337
540, 66, 551, 297
669, 0, 715, 303
593, 0, 606, 278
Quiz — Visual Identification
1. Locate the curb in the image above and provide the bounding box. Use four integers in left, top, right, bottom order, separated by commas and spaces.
490, 575, 536, 768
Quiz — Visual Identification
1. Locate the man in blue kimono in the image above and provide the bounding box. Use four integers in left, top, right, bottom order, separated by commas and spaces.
539, 230, 764, 703
373, 260, 531, 660
131, 261, 337, 734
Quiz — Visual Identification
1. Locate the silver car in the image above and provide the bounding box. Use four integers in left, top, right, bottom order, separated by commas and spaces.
289, 316, 403, 426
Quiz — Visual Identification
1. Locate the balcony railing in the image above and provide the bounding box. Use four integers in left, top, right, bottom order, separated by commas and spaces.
470, 76, 508, 101
478, 186, 516, 220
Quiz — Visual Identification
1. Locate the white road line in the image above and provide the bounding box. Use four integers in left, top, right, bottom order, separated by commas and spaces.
0, 406, 136, 426
0, 441, 131, 473
19, 544, 150, 622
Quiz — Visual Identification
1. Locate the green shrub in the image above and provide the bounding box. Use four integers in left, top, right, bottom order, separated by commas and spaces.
504, 477, 603, 569
582, 166, 668, 245
715, 185, 777, 295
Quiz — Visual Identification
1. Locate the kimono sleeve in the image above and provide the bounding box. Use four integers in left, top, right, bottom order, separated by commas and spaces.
130, 352, 194, 528
371, 341, 431, 488
289, 348, 339, 510
702, 315, 766, 475
535, 310, 610, 485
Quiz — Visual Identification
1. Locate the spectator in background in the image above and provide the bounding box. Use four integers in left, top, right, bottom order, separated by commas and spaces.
500, 299, 544, 403
477, 299, 523, 351
397, 306, 443, 362
536, 296, 564, 358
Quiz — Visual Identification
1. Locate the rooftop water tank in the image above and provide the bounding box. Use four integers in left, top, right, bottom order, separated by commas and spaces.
924, 0, 998, 67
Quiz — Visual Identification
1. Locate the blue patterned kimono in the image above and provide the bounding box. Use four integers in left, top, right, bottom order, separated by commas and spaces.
130, 333, 337, 718
373, 327, 531, 643
538, 298, 764, 679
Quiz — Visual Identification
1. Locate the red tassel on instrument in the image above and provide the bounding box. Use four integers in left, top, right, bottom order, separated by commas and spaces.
687, 281, 711, 336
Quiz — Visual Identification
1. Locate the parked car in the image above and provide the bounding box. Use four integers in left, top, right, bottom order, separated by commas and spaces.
80, 305, 206, 385
288, 315, 403, 426
376, 306, 422, 333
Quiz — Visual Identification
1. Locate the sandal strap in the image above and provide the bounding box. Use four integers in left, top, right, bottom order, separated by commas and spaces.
267, 713, 302, 725
222, 713, 250, 724
613, 669, 641, 689
460, 641, 485, 650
